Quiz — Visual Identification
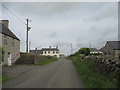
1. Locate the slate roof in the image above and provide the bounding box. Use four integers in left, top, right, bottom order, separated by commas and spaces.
89, 48, 98, 52
0, 23, 20, 41
41, 48, 59, 51
30, 47, 59, 54
99, 47, 104, 51
30, 50, 43, 54
107, 41, 120, 50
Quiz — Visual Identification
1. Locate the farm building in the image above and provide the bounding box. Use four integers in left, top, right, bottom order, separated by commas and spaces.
0, 20, 20, 66
100, 41, 120, 59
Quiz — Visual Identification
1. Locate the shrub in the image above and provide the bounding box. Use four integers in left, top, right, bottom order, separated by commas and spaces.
73, 48, 90, 56
0, 47, 5, 63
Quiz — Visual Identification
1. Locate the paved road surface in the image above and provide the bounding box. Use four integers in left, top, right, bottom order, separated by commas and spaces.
3, 58, 84, 88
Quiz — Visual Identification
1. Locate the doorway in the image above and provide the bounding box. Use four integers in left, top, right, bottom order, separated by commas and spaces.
8, 52, 11, 66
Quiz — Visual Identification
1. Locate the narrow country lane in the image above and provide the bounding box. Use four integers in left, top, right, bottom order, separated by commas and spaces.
3, 58, 84, 88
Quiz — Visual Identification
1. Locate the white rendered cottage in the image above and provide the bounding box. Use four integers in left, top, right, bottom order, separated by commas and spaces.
41, 46, 60, 58
30, 46, 60, 58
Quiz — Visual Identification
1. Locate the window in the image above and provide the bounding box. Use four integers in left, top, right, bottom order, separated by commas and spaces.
12, 38, 14, 46
48, 51, 50, 54
53, 51, 55, 54
44, 51, 46, 54
4, 35, 7, 45
56, 51, 58, 53
104, 52, 106, 55
54, 55, 57, 57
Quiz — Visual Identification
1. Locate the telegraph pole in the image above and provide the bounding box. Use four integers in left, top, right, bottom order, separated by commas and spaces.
89, 42, 91, 48
71, 43, 73, 55
29, 41, 31, 53
26, 19, 31, 53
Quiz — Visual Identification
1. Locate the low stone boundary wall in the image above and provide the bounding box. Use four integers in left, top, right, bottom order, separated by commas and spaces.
15, 52, 52, 65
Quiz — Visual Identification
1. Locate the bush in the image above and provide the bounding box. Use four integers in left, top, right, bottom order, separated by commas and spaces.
0, 47, 5, 63
71, 48, 90, 56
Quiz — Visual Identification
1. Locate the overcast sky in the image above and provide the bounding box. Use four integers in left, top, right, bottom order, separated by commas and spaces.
1, 2, 118, 55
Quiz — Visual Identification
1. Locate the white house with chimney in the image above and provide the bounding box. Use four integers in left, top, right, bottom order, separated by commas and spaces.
30, 46, 60, 58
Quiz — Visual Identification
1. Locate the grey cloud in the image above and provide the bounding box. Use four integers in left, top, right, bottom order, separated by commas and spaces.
76, 42, 89, 48
76, 38, 89, 48
90, 26, 117, 37
75, 23, 118, 50
87, 3, 118, 21
76, 27, 118, 50
76, 39, 104, 50
52, 41, 70, 47
3, 2, 78, 17
99, 3, 118, 18
52, 41, 71, 55
92, 36, 118, 49
91, 40, 106, 49
3, 2, 118, 55
101, 27, 117, 37
48, 32, 58, 38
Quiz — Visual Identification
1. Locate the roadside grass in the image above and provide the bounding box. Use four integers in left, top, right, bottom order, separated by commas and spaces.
0, 76, 10, 83
68, 57, 117, 88
36, 58, 58, 66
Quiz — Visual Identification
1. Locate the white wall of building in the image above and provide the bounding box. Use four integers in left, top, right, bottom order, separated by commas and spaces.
42, 51, 60, 58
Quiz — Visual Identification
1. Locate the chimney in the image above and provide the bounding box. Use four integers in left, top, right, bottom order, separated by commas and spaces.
56, 46, 58, 49
35, 48, 37, 50
49, 46, 51, 48
0, 20, 9, 28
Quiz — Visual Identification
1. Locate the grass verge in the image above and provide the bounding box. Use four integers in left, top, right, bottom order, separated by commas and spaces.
68, 57, 117, 88
0, 76, 10, 83
36, 58, 58, 66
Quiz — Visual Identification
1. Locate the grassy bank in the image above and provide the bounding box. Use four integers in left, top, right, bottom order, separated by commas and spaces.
68, 57, 117, 88
36, 58, 58, 66
0, 76, 10, 83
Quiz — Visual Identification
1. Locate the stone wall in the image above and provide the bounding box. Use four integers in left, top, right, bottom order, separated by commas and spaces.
2, 34, 20, 65
15, 52, 52, 65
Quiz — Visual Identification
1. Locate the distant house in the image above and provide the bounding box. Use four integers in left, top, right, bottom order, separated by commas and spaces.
89, 48, 97, 53
59, 54, 65, 58
30, 46, 60, 58
100, 41, 120, 59
89, 48, 102, 55
30, 48, 43, 55
0, 20, 20, 66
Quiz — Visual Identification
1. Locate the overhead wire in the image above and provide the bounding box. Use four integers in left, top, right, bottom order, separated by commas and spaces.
2, 2, 26, 25
1, 2, 27, 39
